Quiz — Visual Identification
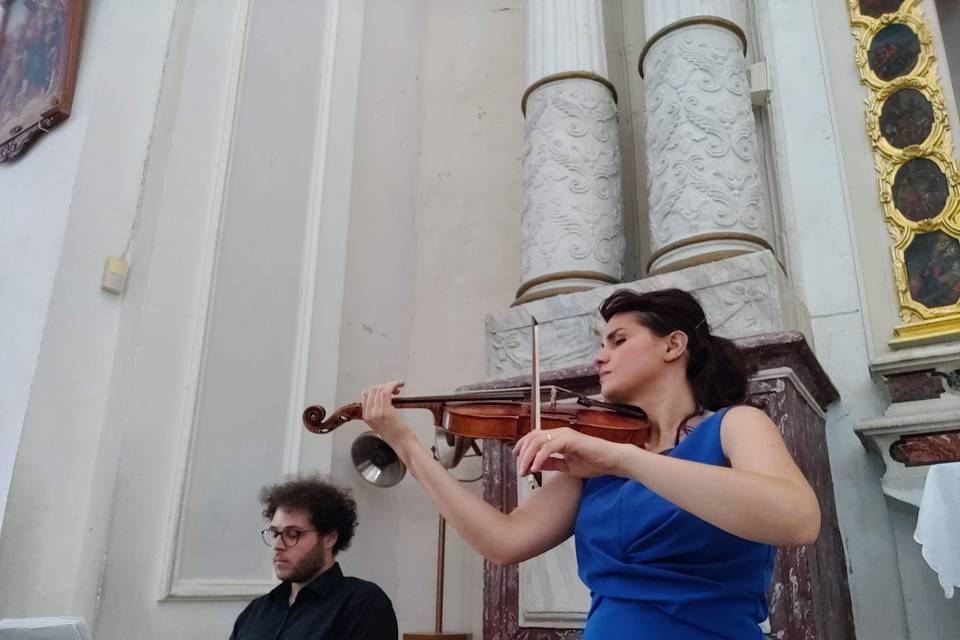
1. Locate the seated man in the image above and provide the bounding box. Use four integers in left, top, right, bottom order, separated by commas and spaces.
230, 474, 398, 639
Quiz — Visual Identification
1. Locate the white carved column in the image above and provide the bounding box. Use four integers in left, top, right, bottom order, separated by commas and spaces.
640, 1, 774, 274
517, 0, 624, 305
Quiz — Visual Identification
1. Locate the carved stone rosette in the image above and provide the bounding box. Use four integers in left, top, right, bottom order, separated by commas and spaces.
639, 2, 774, 274
517, 0, 625, 305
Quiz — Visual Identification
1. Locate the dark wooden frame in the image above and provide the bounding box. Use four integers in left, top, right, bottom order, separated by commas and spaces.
0, 0, 83, 162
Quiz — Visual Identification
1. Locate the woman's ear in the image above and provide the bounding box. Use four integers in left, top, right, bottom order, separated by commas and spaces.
664, 330, 689, 362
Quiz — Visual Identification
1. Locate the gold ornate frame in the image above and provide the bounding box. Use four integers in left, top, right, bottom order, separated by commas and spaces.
847, 0, 960, 346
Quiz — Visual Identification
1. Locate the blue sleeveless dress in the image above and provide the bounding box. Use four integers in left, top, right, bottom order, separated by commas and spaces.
575, 407, 775, 639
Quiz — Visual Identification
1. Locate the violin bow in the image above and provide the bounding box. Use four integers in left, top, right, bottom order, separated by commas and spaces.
530, 317, 543, 488
532, 317, 541, 432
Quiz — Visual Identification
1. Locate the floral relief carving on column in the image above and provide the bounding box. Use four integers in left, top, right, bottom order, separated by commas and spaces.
645, 29, 767, 249
522, 198, 625, 272
522, 78, 624, 282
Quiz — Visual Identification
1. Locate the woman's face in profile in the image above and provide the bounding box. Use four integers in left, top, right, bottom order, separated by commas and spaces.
595, 313, 669, 404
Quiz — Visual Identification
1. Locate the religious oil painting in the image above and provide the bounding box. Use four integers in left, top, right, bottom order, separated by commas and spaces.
893, 157, 949, 222
880, 87, 934, 149
905, 230, 960, 308
0, 0, 83, 162
858, 0, 904, 18
867, 23, 920, 81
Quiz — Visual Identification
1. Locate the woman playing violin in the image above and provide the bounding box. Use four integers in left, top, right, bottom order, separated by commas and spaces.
360, 288, 820, 639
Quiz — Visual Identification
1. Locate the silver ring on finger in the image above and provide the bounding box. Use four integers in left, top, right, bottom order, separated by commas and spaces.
546, 432, 552, 441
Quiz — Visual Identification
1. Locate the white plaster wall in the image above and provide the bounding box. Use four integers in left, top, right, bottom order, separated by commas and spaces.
0, 0, 95, 535
753, 0, 911, 637
603, 0, 646, 280
337, 2, 525, 636
85, 0, 251, 629
90, 0, 364, 636
329, 0, 425, 632
1, 1, 514, 636
10, 1, 938, 638
811, 0, 960, 636
0, 0, 178, 621
922, 0, 960, 152
758, 0, 960, 637
405, 2, 525, 634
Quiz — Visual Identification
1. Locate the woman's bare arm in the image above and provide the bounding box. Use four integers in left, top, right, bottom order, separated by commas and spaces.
517, 404, 820, 546
604, 405, 820, 545
363, 382, 583, 565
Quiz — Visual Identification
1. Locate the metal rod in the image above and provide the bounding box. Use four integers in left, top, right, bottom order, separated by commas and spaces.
435, 514, 446, 633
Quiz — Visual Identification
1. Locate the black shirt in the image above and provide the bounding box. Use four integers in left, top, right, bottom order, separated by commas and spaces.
229, 563, 398, 640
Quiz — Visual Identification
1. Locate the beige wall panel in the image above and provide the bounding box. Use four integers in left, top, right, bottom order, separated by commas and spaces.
339, 1, 526, 636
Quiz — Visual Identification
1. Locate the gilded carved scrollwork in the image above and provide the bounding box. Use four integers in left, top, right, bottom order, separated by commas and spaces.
846, 0, 960, 345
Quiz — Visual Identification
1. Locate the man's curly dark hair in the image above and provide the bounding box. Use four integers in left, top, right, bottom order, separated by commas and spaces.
259, 474, 358, 554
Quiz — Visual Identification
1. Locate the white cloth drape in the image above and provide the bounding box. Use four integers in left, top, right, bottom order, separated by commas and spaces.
914, 461, 960, 598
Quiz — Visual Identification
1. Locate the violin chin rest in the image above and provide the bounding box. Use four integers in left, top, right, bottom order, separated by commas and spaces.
433, 429, 473, 470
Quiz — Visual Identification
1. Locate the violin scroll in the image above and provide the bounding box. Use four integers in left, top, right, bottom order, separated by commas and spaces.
303, 403, 362, 434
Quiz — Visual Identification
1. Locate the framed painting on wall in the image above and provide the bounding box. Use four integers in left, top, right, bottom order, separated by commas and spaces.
0, 0, 82, 162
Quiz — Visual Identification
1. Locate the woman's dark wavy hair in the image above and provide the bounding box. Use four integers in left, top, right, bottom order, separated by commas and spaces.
259, 474, 358, 554
599, 288, 751, 411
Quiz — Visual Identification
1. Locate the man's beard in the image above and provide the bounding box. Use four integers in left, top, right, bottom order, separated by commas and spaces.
279, 541, 327, 584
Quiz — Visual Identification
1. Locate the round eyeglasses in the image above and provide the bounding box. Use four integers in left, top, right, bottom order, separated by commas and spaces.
261, 527, 317, 548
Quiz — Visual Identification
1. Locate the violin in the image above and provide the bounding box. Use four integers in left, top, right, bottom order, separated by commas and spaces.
302, 385, 649, 446
302, 319, 649, 466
